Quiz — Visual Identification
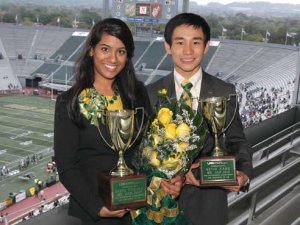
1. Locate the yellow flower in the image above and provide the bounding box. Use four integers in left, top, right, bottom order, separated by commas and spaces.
157, 108, 173, 125
83, 97, 90, 104
162, 157, 182, 170
158, 89, 167, 95
176, 123, 191, 138
165, 123, 177, 139
152, 134, 161, 146
143, 146, 152, 156
150, 151, 160, 167
152, 118, 159, 129
176, 142, 189, 153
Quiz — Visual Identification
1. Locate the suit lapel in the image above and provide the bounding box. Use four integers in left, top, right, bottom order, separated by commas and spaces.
198, 71, 211, 112
200, 71, 215, 100
162, 73, 176, 101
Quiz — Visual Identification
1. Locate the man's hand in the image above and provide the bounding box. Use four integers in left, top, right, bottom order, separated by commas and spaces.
185, 162, 200, 186
222, 170, 249, 192
99, 206, 129, 218
161, 174, 183, 199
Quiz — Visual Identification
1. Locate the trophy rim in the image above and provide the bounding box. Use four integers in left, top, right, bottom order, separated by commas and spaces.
201, 96, 227, 103
107, 109, 134, 116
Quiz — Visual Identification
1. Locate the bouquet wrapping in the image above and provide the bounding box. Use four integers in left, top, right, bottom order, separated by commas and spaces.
131, 90, 208, 225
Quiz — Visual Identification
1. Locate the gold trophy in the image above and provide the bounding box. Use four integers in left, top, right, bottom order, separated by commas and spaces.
97, 109, 147, 210
199, 95, 238, 186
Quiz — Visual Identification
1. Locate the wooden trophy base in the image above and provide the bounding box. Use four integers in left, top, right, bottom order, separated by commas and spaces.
98, 172, 147, 210
200, 156, 239, 186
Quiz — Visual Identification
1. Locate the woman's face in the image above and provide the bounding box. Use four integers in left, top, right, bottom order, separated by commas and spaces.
90, 33, 127, 82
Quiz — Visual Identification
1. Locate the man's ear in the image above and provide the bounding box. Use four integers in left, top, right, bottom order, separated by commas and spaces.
204, 41, 210, 55
164, 41, 171, 55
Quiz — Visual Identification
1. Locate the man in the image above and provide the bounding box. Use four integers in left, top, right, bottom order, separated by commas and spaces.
147, 13, 252, 225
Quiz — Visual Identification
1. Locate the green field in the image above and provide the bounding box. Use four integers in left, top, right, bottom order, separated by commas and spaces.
0, 95, 56, 201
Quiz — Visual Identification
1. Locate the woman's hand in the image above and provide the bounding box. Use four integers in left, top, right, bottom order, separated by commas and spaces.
161, 174, 183, 199
99, 207, 129, 218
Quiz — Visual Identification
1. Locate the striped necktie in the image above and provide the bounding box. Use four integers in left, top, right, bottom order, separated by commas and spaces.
180, 80, 193, 107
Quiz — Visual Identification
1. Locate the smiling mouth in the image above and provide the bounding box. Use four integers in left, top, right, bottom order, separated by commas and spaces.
181, 58, 195, 63
105, 64, 117, 70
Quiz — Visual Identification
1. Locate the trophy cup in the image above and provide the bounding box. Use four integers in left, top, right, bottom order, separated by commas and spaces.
97, 109, 147, 210
199, 95, 239, 186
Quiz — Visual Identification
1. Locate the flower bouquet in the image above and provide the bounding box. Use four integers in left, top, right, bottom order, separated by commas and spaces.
131, 90, 208, 225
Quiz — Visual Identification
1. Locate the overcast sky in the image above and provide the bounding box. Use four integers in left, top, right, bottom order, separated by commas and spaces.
192, 0, 300, 5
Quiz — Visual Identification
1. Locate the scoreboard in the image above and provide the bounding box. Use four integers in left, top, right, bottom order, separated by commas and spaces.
112, 0, 178, 24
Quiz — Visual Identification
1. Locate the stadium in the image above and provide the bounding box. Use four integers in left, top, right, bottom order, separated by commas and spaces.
0, 0, 300, 225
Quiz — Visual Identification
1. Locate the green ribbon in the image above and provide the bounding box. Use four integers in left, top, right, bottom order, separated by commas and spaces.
131, 172, 190, 225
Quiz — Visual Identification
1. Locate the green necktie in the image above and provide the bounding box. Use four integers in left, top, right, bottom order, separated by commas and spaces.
180, 80, 193, 107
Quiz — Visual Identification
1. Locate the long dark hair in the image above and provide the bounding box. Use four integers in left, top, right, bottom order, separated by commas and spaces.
67, 18, 140, 124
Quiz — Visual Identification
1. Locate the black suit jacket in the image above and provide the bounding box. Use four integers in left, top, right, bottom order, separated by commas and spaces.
147, 71, 253, 225
54, 82, 151, 225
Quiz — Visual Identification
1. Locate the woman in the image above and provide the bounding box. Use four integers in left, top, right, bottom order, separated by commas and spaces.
53, 18, 152, 225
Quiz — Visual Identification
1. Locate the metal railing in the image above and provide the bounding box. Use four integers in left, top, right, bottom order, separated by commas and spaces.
228, 122, 300, 225
0, 147, 53, 181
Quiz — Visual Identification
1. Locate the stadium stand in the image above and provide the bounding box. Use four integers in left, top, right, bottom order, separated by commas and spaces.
51, 65, 74, 85
31, 63, 61, 78
132, 39, 151, 65
0, 39, 21, 91
0, 25, 73, 61
135, 39, 166, 69
0, 24, 76, 81
49, 35, 86, 61
205, 40, 298, 84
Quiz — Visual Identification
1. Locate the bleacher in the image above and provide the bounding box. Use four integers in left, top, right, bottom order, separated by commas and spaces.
157, 54, 173, 71
31, 63, 61, 78
205, 41, 298, 84
133, 40, 151, 65
237, 51, 297, 90
0, 25, 73, 61
0, 39, 21, 90
51, 65, 74, 85
206, 41, 262, 78
49, 36, 86, 61
0, 25, 36, 59
0, 24, 74, 81
136, 40, 166, 69
30, 28, 74, 60
10, 60, 43, 78
68, 45, 83, 62
201, 42, 219, 70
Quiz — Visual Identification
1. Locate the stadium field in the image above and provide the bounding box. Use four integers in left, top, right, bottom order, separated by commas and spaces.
0, 95, 56, 201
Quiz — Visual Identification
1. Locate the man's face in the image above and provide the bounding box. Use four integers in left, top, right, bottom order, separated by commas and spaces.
164, 24, 209, 79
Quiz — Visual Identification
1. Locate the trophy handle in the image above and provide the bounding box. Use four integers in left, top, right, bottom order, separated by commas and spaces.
223, 94, 238, 133
96, 109, 115, 149
128, 107, 144, 148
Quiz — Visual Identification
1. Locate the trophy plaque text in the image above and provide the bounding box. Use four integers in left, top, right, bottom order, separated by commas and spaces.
97, 109, 147, 210
199, 96, 238, 186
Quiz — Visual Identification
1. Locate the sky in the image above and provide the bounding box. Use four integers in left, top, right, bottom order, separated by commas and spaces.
193, 0, 300, 5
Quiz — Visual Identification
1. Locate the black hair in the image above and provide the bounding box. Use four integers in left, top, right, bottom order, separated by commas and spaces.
164, 13, 210, 46
66, 18, 141, 124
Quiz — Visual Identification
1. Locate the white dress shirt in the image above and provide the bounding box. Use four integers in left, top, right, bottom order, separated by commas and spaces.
174, 68, 203, 110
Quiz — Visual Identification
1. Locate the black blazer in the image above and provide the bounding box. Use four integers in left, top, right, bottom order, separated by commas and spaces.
147, 71, 253, 225
54, 81, 151, 224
